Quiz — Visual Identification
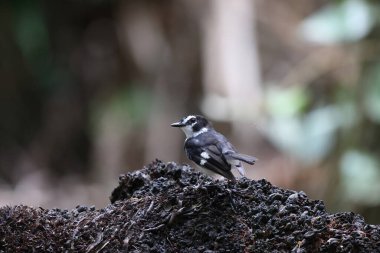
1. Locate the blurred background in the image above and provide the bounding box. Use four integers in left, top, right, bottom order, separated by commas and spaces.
1, 0, 380, 224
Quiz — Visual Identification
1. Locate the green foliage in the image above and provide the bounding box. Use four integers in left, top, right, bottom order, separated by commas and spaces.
267, 106, 334, 164
264, 85, 358, 164
299, 0, 376, 44
364, 62, 380, 123
90, 85, 153, 132
340, 150, 380, 204
12, 2, 52, 77
266, 86, 310, 117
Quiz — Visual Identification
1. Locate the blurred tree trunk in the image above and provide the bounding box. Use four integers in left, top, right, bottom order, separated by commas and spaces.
201, 0, 262, 165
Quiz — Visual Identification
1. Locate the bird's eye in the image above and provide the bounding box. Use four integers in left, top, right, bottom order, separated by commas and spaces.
188, 118, 196, 124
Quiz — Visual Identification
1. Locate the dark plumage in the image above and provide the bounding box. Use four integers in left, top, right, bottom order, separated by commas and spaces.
171, 115, 257, 181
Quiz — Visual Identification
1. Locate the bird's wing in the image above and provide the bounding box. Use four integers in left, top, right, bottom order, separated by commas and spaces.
212, 132, 257, 165
186, 143, 235, 180
227, 153, 257, 165
203, 145, 235, 180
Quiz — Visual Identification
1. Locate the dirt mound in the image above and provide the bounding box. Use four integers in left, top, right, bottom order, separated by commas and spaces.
1, 160, 379, 252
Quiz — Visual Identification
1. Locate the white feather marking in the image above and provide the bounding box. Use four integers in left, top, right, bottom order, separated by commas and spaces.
200, 159, 207, 166
193, 127, 208, 137
183, 126, 208, 139
183, 115, 195, 124
182, 125, 194, 138
200, 152, 210, 159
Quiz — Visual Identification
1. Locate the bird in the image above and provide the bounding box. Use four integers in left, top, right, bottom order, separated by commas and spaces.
171, 115, 257, 181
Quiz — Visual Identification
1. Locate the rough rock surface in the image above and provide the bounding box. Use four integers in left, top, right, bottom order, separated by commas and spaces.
0, 160, 379, 252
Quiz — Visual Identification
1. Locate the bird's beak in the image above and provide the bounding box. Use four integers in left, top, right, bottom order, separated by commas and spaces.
171, 121, 185, 127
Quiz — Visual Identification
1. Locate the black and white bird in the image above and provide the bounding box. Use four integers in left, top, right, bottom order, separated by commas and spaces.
171, 115, 257, 181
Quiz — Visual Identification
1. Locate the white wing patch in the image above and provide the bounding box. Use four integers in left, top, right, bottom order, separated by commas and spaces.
200, 159, 207, 166
200, 151, 210, 159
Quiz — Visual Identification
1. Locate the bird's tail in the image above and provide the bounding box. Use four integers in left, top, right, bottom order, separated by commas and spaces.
229, 153, 257, 165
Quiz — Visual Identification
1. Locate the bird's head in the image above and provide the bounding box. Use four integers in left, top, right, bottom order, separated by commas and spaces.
171, 115, 211, 138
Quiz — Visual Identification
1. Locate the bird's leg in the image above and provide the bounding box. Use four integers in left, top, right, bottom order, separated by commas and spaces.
235, 163, 246, 178
226, 188, 237, 213
193, 176, 205, 189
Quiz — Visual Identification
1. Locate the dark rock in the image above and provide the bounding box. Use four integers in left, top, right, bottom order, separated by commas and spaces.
0, 159, 379, 252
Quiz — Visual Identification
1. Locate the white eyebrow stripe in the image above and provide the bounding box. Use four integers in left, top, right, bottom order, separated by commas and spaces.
183, 115, 196, 124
